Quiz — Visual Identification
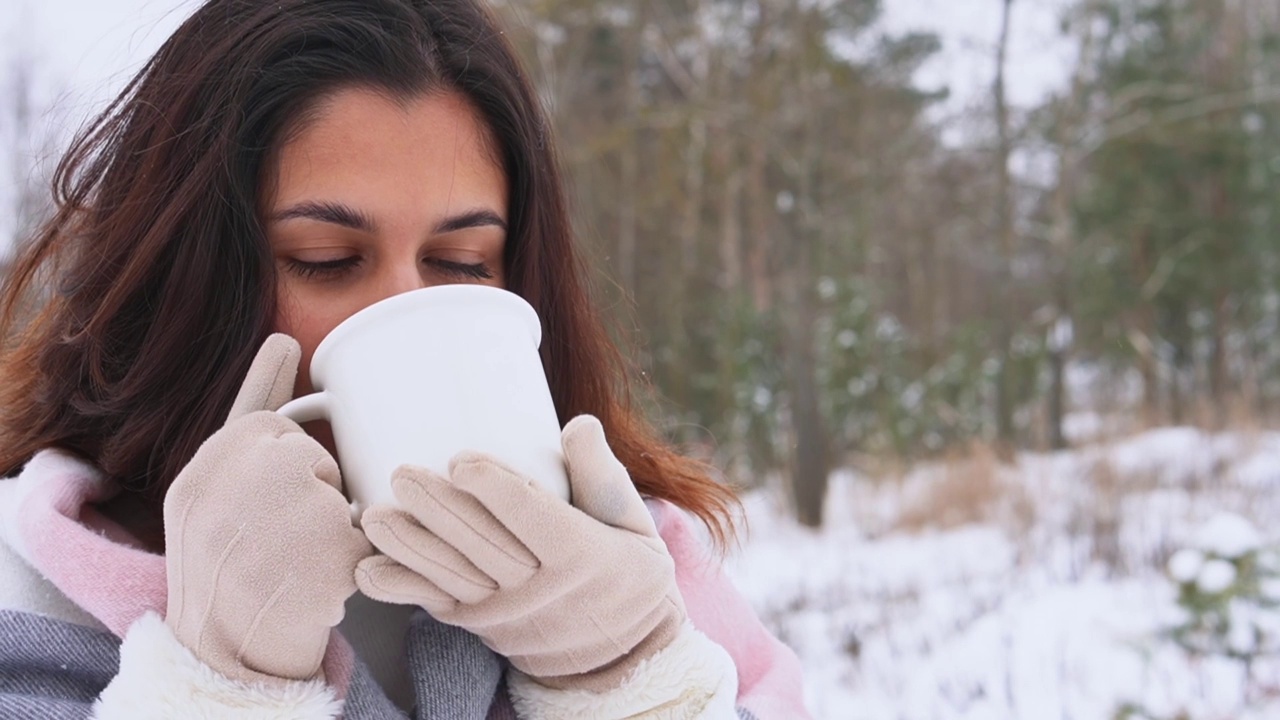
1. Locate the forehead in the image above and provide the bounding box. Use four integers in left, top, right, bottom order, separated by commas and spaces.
266, 87, 507, 213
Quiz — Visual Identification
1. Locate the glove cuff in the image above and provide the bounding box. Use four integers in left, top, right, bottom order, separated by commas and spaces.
508, 621, 738, 719
97, 612, 342, 720
166, 610, 327, 687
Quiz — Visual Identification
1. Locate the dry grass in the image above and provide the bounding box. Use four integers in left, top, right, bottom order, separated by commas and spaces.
854, 414, 1272, 579
894, 442, 1035, 539
1079, 457, 1125, 573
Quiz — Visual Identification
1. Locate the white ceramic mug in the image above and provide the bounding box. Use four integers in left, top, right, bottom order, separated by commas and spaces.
276, 285, 570, 520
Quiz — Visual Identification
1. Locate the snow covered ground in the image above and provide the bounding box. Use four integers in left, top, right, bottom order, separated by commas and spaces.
729, 428, 1280, 719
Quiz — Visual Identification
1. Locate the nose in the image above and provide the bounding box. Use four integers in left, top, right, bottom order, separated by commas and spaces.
372, 258, 427, 304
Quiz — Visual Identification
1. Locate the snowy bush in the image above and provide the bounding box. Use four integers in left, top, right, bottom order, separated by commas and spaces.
1115, 513, 1280, 719
1166, 513, 1278, 660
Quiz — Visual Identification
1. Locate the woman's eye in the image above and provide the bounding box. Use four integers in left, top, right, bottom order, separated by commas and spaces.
284, 256, 363, 280
427, 258, 495, 281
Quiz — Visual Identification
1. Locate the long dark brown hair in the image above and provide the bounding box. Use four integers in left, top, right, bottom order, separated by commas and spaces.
0, 0, 737, 546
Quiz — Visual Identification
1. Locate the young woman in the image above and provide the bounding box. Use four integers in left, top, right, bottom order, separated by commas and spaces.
0, 1, 809, 718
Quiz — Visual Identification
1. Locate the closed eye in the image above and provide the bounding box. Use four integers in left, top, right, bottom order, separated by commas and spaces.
284, 256, 363, 280
428, 258, 495, 281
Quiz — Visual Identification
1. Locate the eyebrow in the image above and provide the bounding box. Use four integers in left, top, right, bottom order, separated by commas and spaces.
271, 201, 507, 235
272, 201, 377, 233
435, 209, 508, 234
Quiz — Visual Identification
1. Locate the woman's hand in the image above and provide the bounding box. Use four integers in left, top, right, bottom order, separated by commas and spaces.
163, 334, 373, 685
355, 415, 686, 692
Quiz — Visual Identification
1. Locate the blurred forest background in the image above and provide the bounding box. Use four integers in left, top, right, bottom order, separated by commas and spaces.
5, 0, 1280, 528
490, 0, 1280, 527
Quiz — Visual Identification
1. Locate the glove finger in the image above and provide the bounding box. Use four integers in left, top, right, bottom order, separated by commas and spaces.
562, 415, 658, 537
228, 334, 303, 422
335, 521, 377, 583
356, 555, 455, 614
308, 539, 368, 628
448, 452, 586, 559
310, 495, 376, 603
165, 410, 301, 517
393, 466, 538, 587
272, 428, 344, 494
361, 506, 497, 605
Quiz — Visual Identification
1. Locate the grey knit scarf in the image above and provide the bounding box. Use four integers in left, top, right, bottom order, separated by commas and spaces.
0, 609, 514, 720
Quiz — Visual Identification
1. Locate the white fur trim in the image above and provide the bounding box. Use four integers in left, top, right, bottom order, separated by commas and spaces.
508, 622, 739, 719
92, 612, 343, 720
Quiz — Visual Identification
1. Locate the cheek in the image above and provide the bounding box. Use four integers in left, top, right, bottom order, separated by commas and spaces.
271, 286, 343, 458
272, 286, 344, 396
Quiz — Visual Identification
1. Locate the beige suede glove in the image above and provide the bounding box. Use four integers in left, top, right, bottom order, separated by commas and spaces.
355, 415, 685, 692
164, 333, 373, 685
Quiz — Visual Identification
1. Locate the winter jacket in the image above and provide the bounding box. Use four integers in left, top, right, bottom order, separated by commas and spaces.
0, 449, 811, 719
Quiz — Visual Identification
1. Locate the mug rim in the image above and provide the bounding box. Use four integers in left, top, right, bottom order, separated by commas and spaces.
309, 285, 542, 377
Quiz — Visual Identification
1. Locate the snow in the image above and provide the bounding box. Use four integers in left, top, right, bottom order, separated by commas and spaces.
1194, 512, 1263, 559
1265, 579, 1280, 603
1196, 559, 1238, 595
1228, 599, 1259, 655
731, 427, 1280, 719
1168, 548, 1205, 583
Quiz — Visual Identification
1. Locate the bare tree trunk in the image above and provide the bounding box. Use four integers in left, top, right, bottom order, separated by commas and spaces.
745, 142, 773, 314
737, 3, 780, 477
1170, 352, 1186, 426
902, 184, 936, 364
785, 272, 829, 527
744, 5, 775, 316
1047, 343, 1067, 449
783, 155, 830, 528
663, 22, 712, 418
719, 166, 744, 291
710, 54, 745, 462
1204, 0, 1242, 430
993, 0, 1018, 453
785, 4, 831, 527
1208, 271, 1229, 429
1045, 0, 1098, 450
1134, 230, 1161, 426
682, 123, 708, 272
1139, 347, 1160, 427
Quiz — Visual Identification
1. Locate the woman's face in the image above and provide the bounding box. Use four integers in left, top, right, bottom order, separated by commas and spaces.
266, 87, 509, 408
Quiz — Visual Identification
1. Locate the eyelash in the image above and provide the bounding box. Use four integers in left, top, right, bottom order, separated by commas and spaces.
284, 257, 495, 282
432, 258, 496, 281
285, 257, 361, 280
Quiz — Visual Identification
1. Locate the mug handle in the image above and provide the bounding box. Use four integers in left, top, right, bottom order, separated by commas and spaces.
275, 392, 364, 525
277, 392, 330, 424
